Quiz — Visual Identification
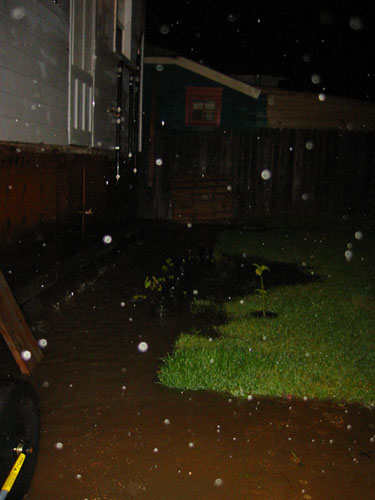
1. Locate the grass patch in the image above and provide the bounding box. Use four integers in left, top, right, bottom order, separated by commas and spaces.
159, 216, 375, 406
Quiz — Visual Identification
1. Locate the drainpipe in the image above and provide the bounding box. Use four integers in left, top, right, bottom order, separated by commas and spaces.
115, 60, 124, 182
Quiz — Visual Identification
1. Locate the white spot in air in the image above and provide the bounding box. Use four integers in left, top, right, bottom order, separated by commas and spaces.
354, 231, 363, 240
305, 140, 314, 150
38, 338, 48, 348
188, 442, 195, 448
261, 169, 272, 180
156, 64, 164, 72
247, 394, 253, 401
55, 442, 63, 450
214, 478, 223, 487
163, 419, 170, 425
155, 158, 163, 166
21, 350, 31, 361
349, 17, 363, 31
311, 74, 321, 84
302, 193, 310, 201
187, 223, 192, 228
137, 341, 148, 353
153, 447, 159, 453
120, 301, 126, 307
159, 24, 170, 34
227, 13, 237, 22
345, 250, 353, 262
103, 235, 112, 244
193, 289, 199, 295
302, 53, 311, 63
227, 185, 232, 191
11, 7, 26, 20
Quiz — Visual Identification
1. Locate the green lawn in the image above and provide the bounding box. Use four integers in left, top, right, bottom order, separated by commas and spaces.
158, 216, 375, 406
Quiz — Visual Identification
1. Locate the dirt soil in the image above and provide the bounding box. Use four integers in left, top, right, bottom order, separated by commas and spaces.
4, 225, 375, 500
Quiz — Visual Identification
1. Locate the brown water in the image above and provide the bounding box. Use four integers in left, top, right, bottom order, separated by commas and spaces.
13, 235, 375, 500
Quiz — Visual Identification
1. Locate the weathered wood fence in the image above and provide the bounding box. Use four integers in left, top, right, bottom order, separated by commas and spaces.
143, 128, 375, 221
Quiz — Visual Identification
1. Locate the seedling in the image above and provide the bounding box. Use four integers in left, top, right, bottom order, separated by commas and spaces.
253, 263, 270, 317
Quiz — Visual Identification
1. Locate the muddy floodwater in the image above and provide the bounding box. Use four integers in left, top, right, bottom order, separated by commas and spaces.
5, 226, 375, 500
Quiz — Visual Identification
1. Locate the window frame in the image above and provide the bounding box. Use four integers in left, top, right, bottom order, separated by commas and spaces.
114, 0, 132, 59
185, 87, 223, 127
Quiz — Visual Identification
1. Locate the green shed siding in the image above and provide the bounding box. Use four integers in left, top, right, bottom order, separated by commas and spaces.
143, 64, 267, 131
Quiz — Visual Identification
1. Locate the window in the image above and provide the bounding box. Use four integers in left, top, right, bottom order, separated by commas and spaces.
115, 0, 132, 59
185, 87, 223, 127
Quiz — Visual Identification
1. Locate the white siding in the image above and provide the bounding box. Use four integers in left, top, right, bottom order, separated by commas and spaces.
0, 0, 69, 144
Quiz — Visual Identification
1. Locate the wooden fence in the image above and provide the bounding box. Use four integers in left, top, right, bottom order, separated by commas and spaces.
144, 128, 375, 221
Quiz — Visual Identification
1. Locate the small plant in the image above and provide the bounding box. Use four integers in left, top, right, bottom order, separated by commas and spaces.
253, 263, 270, 317
143, 258, 175, 296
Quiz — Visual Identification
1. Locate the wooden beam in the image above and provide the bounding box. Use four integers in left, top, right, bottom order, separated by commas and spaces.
0, 269, 42, 375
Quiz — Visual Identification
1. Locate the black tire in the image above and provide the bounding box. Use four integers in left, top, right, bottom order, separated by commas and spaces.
0, 379, 39, 500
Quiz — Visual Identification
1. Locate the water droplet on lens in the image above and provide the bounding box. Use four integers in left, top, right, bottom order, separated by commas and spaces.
137, 341, 148, 352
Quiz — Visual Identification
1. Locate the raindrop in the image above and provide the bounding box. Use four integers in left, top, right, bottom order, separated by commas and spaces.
305, 140, 314, 150
214, 478, 223, 487
38, 338, 48, 349
227, 13, 237, 22
137, 341, 148, 353
192, 289, 199, 295
188, 442, 195, 448
159, 24, 170, 34
187, 223, 192, 228
354, 231, 363, 240
120, 301, 126, 307
247, 395, 253, 401
347, 424, 352, 430
11, 7, 26, 20
153, 447, 159, 453
349, 17, 363, 31
318, 94, 326, 103
155, 158, 163, 166
163, 419, 170, 425
55, 442, 63, 450
103, 235, 112, 244
302, 53, 311, 63
345, 250, 353, 262
226, 185, 232, 191
21, 350, 31, 361
156, 64, 164, 72
76, 474, 82, 480
320, 11, 333, 25
311, 74, 321, 85
261, 169, 272, 180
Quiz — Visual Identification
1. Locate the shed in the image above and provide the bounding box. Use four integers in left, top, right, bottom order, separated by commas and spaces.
139, 55, 375, 222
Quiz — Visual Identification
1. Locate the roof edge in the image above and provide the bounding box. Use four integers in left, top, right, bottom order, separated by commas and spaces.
144, 56, 261, 99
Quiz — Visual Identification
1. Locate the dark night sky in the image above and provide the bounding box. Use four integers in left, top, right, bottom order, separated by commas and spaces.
145, 0, 375, 101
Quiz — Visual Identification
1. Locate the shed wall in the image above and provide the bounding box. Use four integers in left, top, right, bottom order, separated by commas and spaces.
143, 65, 267, 131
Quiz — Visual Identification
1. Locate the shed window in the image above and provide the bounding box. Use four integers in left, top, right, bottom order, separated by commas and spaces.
185, 87, 223, 127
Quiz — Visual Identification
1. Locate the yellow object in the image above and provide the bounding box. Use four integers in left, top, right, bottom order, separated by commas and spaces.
1, 453, 26, 492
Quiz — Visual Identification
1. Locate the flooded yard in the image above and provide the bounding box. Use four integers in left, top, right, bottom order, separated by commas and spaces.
2, 224, 375, 500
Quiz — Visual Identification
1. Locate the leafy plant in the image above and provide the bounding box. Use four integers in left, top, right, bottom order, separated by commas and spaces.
253, 263, 270, 317
143, 258, 175, 296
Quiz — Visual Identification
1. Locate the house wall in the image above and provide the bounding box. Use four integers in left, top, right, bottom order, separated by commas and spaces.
0, 0, 70, 145
0, 0, 144, 252
143, 64, 267, 131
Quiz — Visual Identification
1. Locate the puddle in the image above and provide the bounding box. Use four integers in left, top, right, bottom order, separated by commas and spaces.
1, 224, 373, 500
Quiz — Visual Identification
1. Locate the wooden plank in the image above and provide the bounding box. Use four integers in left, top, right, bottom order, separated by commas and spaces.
0, 269, 42, 375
